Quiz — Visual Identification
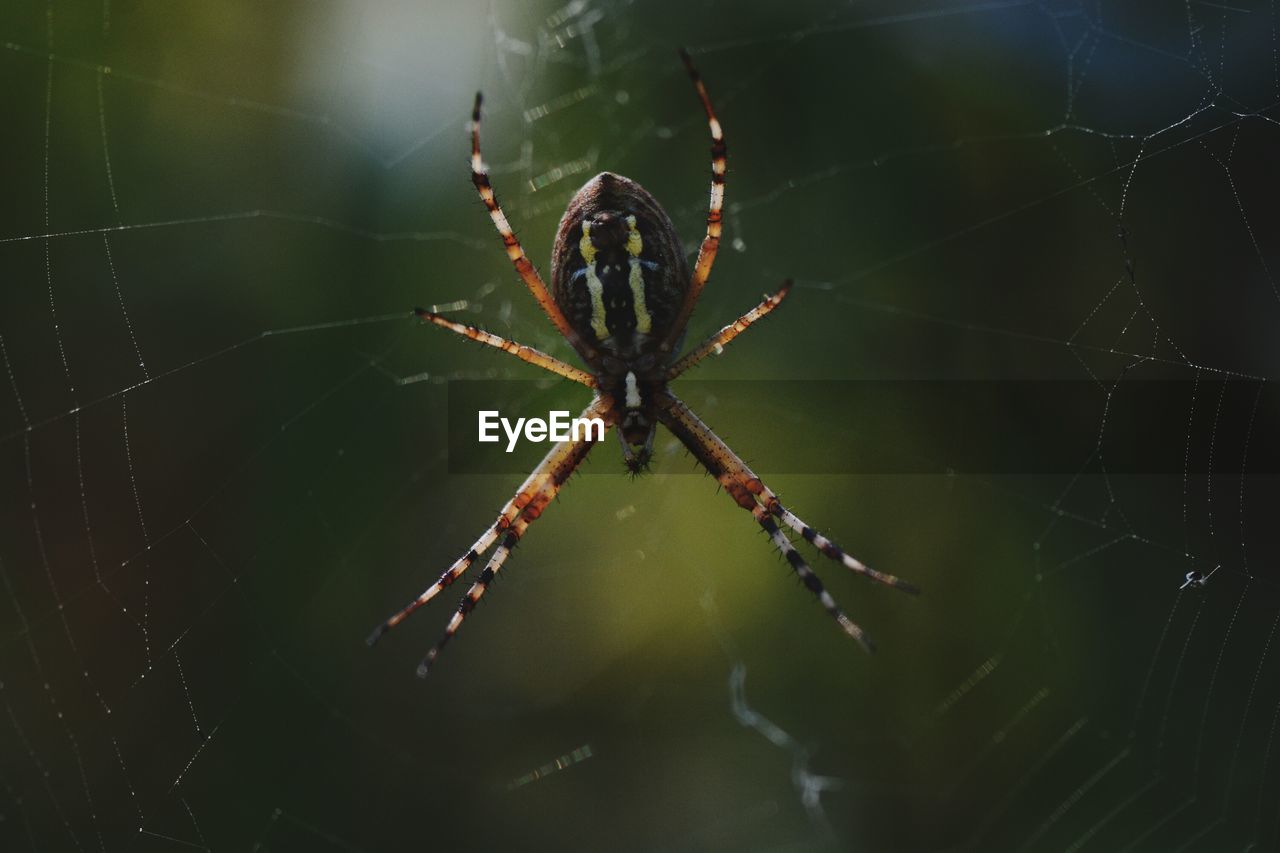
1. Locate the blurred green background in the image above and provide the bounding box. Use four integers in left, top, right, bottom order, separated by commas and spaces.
2, 1, 1279, 851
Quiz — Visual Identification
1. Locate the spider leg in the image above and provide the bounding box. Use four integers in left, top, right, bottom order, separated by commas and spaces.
414, 307, 595, 387
470, 93, 596, 361
660, 49, 727, 356
752, 504, 875, 652
417, 515, 529, 676
367, 498, 520, 646
764, 500, 920, 594
655, 391, 888, 652
657, 390, 915, 593
369, 399, 607, 651
666, 281, 791, 379
416, 416, 601, 676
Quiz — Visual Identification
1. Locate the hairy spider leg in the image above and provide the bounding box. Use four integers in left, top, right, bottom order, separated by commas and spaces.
414, 514, 524, 676
368, 400, 607, 647
662, 280, 916, 591
667, 281, 792, 379
470, 93, 596, 361
765, 500, 920, 594
661, 49, 727, 355
656, 392, 890, 652
413, 307, 596, 387
660, 392, 919, 597
751, 504, 875, 651
417, 415, 603, 675
416, 515, 529, 677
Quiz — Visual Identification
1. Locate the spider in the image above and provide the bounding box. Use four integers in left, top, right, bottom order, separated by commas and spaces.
369, 50, 918, 677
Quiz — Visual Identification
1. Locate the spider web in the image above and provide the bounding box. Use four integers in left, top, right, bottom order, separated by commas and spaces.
1, 0, 1279, 850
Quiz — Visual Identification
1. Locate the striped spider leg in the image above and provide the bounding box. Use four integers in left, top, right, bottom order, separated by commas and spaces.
656, 391, 919, 652
469, 92, 597, 364
369, 397, 609, 676
411, 308, 596, 388
658, 47, 727, 358
665, 281, 791, 378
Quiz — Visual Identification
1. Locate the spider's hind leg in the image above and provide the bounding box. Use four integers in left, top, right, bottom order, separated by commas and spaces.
370, 399, 607, 673
753, 504, 876, 652
765, 499, 920, 594
367, 510, 511, 646
417, 515, 530, 676
415, 422, 598, 676
655, 391, 910, 651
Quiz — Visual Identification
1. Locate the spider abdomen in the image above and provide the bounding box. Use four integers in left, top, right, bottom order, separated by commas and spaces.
551, 172, 689, 362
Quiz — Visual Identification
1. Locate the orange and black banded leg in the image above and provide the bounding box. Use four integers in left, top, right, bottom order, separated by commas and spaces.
470, 93, 595, 361
416, 415, 601, 676
368, 399, 607, 650
414, 307, 595, 387
655, 391, 879, 651
666, 281, 791, 379
661, 49, 728, 355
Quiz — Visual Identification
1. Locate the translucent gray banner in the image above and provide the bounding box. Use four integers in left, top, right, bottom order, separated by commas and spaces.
444, 379, 1276, 475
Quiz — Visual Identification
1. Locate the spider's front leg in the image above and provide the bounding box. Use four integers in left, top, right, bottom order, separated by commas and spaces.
469, 93, 596, 362
370, 398, 608, 675
658, 49, 728, 357
656, 392, 917, 651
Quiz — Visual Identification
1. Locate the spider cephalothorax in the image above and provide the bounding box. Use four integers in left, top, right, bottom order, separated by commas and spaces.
369, 50, 918, 677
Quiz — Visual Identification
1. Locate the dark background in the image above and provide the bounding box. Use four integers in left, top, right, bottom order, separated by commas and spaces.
2, 1, 1279, 851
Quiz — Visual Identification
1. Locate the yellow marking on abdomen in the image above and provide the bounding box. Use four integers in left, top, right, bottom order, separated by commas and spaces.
625, 215, 652, 334
579, 222, 610, 339
578, 222, 598, 265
